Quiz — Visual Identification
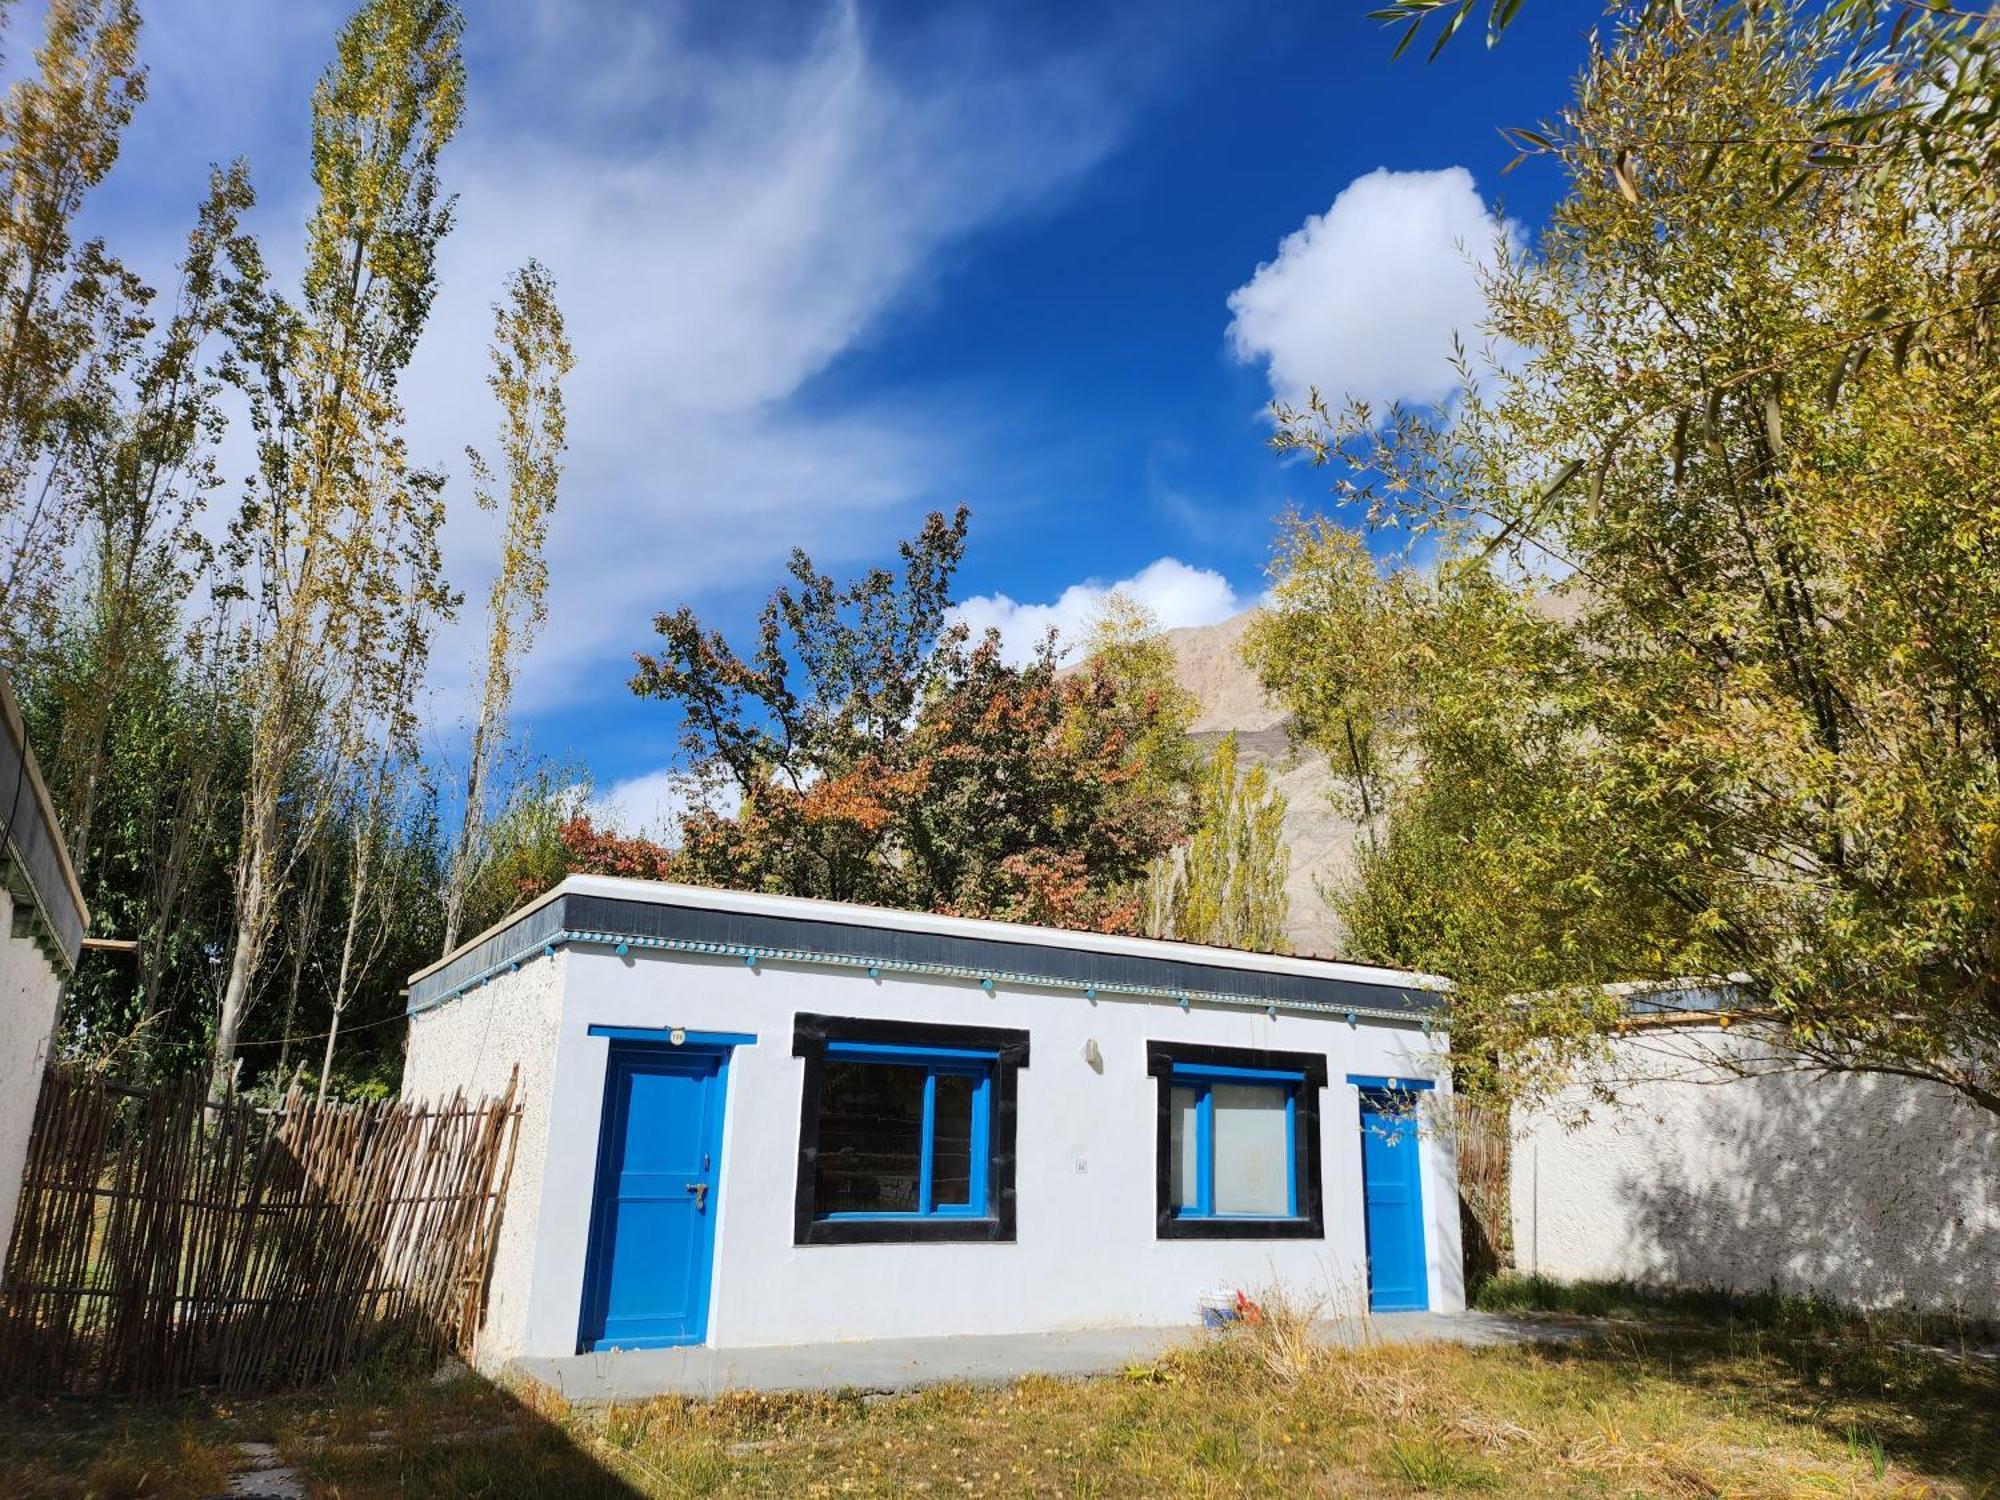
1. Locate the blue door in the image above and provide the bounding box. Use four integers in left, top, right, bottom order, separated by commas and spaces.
579, 1046, 728, 1350
1358, 1089, 1428, 1312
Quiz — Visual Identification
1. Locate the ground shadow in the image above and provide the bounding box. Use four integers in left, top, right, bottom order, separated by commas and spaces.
0, 1364, 644, 1497
1, 1070, 643, 1492
1610, 1051, 2000, 1317
1500, 1305, 2000, 1489
1510, 1037, 2000, 1487
1518, 1034, 2000, 1320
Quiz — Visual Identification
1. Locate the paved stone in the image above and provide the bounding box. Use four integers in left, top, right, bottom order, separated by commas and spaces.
510, 1310, 1580, 1404
211, 1441, 307, 1500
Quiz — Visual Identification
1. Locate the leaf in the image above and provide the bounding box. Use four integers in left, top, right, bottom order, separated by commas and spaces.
1540, 457, 1585, 505
1427, 0, 1473, 64
1891, 319, 1921, 373
1611, 148, 1641, 205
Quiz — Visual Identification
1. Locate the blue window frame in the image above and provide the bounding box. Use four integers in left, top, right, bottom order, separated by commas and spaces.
1147, 1042, 1326, 1240
1169, 1065, 1301, 1220
793, 1015, 1030, 1245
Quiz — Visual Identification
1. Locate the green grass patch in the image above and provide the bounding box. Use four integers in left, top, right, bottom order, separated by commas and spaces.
2, 1304, 1994, 1496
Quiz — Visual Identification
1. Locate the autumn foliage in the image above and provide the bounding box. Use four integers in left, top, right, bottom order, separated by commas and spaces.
628, 510, 1194, 933
548, 815, 675, 891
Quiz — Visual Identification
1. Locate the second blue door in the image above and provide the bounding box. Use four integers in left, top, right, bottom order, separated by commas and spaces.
579, 1046, 727, 1351
1358, 1089, 1428, 1312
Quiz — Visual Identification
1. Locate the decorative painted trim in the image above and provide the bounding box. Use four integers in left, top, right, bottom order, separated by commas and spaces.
792, 1013, 1029, 1246
1147, 1041, 1326, 1241
408, 919, 1445, 1029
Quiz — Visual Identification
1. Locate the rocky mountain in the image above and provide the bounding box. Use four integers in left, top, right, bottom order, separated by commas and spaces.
1158, 610, 1362, 958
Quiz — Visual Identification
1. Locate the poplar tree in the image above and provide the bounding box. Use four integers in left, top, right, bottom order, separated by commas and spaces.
441, 259, 573, 957
211, 0, 463, 1096
0, 0, 146, 671
45, 164, 254, 865
1148, 735, 1291, 953
319, 551, 441, 1099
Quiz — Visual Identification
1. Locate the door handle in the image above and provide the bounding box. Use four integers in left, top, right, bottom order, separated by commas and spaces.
686, 1182, 709, 1212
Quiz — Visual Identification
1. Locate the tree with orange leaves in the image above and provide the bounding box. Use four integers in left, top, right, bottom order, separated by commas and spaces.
630, 510, 1193, 932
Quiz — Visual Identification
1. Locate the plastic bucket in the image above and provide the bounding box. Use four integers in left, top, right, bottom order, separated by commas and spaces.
1196, 1288, 1238, 1328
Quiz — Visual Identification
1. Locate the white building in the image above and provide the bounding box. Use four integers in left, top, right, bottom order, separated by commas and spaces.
1511, 1013, 2000, 1319
0, 667, 88, 1274
403, 876, 1463, 1363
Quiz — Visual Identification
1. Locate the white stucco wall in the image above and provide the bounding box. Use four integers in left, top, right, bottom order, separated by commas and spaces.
401, 949, 567, 1362
0, 886, 64, 1276
1511, 1026, 2000, 1317
407, 942, 1461, 1359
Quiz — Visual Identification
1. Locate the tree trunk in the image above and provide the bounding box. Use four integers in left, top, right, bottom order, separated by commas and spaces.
442, 705, 495, 958
213, 789, 278, 1100
212, 911, 259, 1100
319, 801, 377, 1104
276, 844, 329, 1078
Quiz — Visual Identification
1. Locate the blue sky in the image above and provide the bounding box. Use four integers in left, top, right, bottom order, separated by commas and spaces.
80, 0, 1592, 830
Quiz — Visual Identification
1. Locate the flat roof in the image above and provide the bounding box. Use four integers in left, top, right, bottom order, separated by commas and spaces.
408, 875, 1450, 1023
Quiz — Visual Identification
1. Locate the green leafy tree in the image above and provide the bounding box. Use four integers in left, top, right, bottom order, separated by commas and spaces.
1148, 734, 1291, 953
39, 164, 255, 865
1244, 517, 1397, 836
1074, 591, 1198, 802
1271, 0, 2000, 1112
451, 766, 593, 936
0, 0, 147, 672
25, 606, 250, 1077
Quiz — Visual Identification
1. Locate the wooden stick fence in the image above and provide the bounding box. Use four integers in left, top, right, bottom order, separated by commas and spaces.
0, 1067, 521, 1398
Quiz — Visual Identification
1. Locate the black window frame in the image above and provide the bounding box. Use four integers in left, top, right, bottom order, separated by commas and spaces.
1146, 1040, 1327, 1240
793, 1013, 1030, 1245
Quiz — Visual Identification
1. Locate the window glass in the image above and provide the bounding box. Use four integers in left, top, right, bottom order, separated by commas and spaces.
1169, 1084, 1200, 1210
795, 1019, 1021, 1244
931, 1072, 975, 1207
1211, 1083, 1290, 1216
813, 1060, 924, 1216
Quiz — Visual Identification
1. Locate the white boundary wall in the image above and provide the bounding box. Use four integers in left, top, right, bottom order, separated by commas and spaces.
1511, 1026, 1999, 1318
407, 938, 1462, 1361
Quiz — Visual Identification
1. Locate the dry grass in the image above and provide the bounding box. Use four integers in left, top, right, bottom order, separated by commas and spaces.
1, 1300, 1993, 1497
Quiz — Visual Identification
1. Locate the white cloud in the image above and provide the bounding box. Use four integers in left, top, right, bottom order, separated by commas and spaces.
587, 767, 741, 840
952, 556, 1244, 666
405, 3, 1148, 717
1225, 166, 1518, 411
96, 1, 1160, 722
